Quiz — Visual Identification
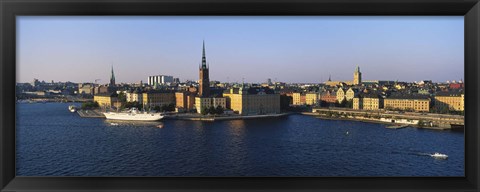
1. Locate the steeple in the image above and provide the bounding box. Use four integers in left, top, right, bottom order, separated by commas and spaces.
110, 65, 115, 86
201, 40, 207, 69
355, 65, 360, 73
328, 74, 331, 81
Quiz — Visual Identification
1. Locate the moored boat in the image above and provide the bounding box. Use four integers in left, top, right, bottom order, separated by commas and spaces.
103, 108, 164, 121
68, 105, 77, 113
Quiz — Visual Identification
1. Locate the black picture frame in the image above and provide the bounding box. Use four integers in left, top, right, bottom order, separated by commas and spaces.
1, 0, 479, 191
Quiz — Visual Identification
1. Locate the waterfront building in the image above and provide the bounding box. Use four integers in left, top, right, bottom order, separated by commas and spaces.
353, 96, 362, 110
336, 88, 347, 103
175, 91, 196, 112
94, 93, 121, 109
434, 91, 464, 112
223, 87, 280, 115
142, 91, 176, 108
384, 94, 430, 112
345, 87, 360, 101
362, 93, 383, 110
148, 75, 174, 86
305, 92, 320, 105
353, 65, 362, 85
195, 97, 227, 113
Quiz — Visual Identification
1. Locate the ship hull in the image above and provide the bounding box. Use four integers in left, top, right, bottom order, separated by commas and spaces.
103, 112, 164, 121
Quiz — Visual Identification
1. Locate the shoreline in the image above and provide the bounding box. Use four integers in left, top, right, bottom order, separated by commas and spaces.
301, 112, 452, 130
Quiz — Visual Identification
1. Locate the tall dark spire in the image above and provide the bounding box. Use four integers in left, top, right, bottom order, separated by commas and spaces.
201, 40, 207, 69
328, 74, 331, 81
110, 65, 115, 86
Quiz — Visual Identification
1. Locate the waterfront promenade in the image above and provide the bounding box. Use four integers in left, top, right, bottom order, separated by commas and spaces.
309, 107, 464, 130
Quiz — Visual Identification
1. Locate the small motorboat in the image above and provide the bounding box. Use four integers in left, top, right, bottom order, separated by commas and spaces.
68, 105, 77, 113
110, 123, 119, 126
156, 124, 164, 128
430, 152, 448, 159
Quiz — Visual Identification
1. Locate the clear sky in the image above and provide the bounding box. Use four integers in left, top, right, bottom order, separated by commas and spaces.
17, 16, 464, 84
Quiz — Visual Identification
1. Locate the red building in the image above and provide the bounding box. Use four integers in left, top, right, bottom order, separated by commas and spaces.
449, 83, 464, 89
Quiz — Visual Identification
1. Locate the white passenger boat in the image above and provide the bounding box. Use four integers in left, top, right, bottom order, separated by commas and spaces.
103, 108, 164, 121
430, 152, 448, 159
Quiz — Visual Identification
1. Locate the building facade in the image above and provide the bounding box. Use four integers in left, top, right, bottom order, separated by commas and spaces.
305, 92, 320, 105
345, 88, 360, 101
435, 92, 464, 111
336, 88, 347, 103
353, 97, 362, 110
148, 75, 174, 86
78, 83, 94, 95
126, 91, 143, 103
384, 95, 430, 112
142, 91, 176, 108
292, 92, 306, 105
94, 93, 120, 109
362, 95, 383, 110
195, 97, 227, 113
175, 92, 196, 112
223, 87, 280, 115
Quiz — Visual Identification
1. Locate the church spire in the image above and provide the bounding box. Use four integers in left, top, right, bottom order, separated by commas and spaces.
328, 74, 331, 81
110, 64, 115, 86
201, 40, 207, 69
355, 65, 360, 73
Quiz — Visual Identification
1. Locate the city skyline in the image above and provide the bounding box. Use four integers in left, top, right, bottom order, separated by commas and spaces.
17, 16, 464, 84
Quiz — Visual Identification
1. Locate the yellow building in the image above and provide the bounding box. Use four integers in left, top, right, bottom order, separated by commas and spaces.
94, 93, 120, 109
384, 95, 430, 112
223, 87, 280, 115
195, 97, 227, 114
345, 88, 360, 101
305, 92, 320, 105
353, 97, 362, 110
435, 92, 464, 111
125, 91, 143, 103
142, 91, 175, 108
362, 95, 382, 111
292, 92, 305, 105
175, 92, 196, 112
336, 88, 347, 103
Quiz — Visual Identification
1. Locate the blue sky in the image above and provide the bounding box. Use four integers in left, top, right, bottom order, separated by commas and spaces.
17, 16, 464, 84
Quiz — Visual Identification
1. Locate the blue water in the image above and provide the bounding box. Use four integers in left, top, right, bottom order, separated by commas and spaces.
16, 103, 464, 176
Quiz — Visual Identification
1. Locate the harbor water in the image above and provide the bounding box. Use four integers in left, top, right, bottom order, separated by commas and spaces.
16, 103, 464, 176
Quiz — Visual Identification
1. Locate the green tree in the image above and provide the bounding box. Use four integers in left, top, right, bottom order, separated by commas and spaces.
215, 106, 224, 114
201, 107, 208, 115
118, 92, 126, 102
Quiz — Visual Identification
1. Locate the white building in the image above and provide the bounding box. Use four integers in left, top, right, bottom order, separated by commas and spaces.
148, 75, 174, 86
